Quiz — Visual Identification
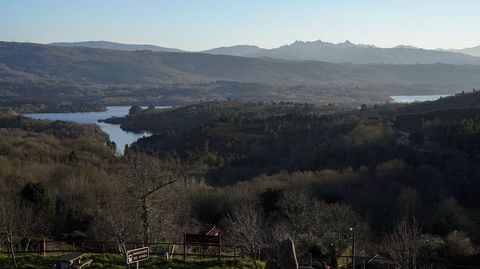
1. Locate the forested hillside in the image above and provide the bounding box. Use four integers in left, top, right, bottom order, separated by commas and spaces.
2, 91, 480, 268
0, 114, 116, 240
118, 91, 480, 238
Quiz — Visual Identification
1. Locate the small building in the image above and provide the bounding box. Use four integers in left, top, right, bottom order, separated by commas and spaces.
367, 253, 394, 269
198, 225, 221, 236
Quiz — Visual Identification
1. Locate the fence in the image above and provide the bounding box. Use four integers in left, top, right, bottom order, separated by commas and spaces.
2, 241, 480, 269
0, 240, 245, 260
307, 255, 480, 269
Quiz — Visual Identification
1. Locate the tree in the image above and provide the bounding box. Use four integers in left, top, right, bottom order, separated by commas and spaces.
226, 202, 266, 269
278, 190, 362, 253
443, 231, 475, 260
147, 105, 156, 111
20, 182, 49, 205
125, 153, 186, 244
0, 195, 20, 268
394, 187, 423, 222
0, 192, 45, 269
106, 140, 117, 153
433, 197, 470, 235
128, 105, 143, 117
260, 188, 283, 217
96, 189, 142, 254
19, 182, 49, 251
384, 218, 421, 269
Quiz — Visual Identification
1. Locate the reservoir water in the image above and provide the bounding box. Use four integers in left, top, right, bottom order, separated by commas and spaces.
390, 95, 450, 103
26, 106, 162, 154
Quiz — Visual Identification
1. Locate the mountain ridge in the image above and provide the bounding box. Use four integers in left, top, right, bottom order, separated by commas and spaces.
246, 39, 480, 65
45, 39, 480, 65
3, 41, 480, 113
202, 45, 264, 56
441, 45, 480, 57
50, 40, 184, 53
3, 41, 480, 88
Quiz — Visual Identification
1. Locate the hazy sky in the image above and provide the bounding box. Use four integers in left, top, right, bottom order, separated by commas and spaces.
1, 0, 479, 51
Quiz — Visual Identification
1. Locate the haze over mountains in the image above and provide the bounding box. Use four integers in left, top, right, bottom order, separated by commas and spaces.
441, 45, 480, 57
203, 45, 264, 57
245, 40, 480, 65
50, 39, 480, 65
5, 41, 480, 89
50, 40, 184, 53
3, 40, 480, 113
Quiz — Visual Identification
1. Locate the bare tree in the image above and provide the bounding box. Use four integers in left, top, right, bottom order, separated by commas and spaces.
125, 153, 186, 244
148, 182, 198, 243
95, 189, 142, 254
384, 218, 421, 269
226, 202, 266, 269
0, 196, 19, 268
320, 203, 362, 251
279, 190, 319, 241
0, 192, 45, 269
278, 190, 362, 252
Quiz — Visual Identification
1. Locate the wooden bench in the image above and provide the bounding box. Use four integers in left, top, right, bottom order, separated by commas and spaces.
54, 252, 92, 269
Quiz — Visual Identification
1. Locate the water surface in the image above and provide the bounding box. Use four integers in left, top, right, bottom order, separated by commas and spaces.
26, 106, 160, 154
390, 95, 450, 103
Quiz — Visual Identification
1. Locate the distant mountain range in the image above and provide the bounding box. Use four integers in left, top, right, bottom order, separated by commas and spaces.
49, 39, 480, 65
50, 41, 184, 53
3, 41, 480, 110
203, 40, 480, 65
440, 45, 480, 57
202, 45, 264, 57
3, 41, 480, 89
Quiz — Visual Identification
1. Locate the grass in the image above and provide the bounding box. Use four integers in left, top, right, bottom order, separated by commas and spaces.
0, 253, 264, 269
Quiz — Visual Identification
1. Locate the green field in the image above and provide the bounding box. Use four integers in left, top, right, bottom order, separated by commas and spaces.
0, 254, 264, 269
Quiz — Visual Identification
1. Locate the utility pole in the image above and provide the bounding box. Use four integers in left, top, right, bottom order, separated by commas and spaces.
350, 227, 355, 269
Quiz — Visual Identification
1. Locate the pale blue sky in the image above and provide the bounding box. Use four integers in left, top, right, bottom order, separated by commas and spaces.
1, 0, 479, 51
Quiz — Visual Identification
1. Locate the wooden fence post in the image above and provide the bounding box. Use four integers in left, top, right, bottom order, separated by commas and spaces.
218, 234, 222, 260
183, 233, 186, 261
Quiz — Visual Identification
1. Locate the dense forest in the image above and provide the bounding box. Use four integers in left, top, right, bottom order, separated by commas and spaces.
1, 91, 480, 268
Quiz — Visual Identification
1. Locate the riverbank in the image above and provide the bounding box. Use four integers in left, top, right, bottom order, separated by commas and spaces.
24, 106, 157, 154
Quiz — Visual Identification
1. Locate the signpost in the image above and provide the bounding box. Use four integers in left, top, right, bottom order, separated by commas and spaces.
126, 247, 149, 268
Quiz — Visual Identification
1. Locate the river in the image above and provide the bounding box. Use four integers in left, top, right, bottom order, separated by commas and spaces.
26, 106, 165, 154
390, 95, 450, 103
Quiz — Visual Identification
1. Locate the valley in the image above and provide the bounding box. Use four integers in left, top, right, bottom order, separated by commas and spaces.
2, 42, 478, 114
2, 13, 480, 268
2, 90, 480, 268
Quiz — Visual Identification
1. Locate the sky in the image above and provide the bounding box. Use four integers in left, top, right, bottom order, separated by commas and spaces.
1, 0, 480, 51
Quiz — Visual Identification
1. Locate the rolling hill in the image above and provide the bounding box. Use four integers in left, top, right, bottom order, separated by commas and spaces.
202, 45, 264, 57
3, 42, 480, 88
443, 45, 480, 57
50, 40, 184, 53
49, 39, 480, 65
2, 41, 480, 111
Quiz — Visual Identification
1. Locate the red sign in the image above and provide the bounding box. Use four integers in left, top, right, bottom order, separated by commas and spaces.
126, 247, 149, 264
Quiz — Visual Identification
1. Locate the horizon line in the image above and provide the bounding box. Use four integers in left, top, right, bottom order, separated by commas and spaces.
3, 38, 479, 52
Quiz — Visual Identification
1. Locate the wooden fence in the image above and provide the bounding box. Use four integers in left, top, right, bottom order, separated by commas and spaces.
0, 239, 244, 260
